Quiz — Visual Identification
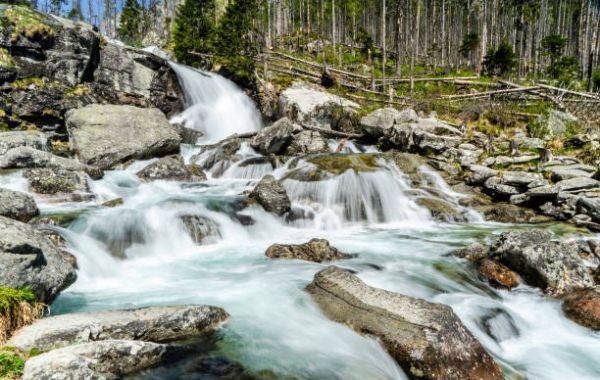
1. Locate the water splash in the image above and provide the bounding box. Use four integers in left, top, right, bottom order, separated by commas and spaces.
169, 63, 262, 143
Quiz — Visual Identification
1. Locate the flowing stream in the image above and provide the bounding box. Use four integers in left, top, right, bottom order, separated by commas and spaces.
5, 64, 599, 379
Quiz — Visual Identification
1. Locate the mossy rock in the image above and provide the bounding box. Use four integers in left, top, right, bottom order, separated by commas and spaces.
284, 153, 381, 182
307, 153, 380, 175
1, 5, 55, 44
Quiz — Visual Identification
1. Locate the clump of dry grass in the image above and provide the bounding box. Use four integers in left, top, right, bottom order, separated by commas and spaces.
0, 288, 44, 346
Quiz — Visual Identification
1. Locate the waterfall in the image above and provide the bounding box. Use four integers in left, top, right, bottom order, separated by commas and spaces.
169, 63, 262, 143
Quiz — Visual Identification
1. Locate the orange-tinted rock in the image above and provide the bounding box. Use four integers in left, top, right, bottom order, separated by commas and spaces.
478, 259, 520, 290
563, 289, 600, 331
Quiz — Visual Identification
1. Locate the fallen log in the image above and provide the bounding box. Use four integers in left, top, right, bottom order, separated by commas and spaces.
299, 123, 365, 139
536, 83, 600, 100
442, 86, 541, 100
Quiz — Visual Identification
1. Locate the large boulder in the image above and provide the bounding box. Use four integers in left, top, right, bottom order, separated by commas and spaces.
0, 216, 76, 303
0, 188, 39, 222
489, 230, 593, 295
279, 82, 360, 131
359, 107, 418, 138
307, 267, 503, 380
8, 305, 229, 352
136, 156, 205, 182
22, 340, 175, 380
250, 117, 295, 155
248, 175, 291, 216
265, 239, 350, 262
65, 104, 181, 169
0, 131, 48, 155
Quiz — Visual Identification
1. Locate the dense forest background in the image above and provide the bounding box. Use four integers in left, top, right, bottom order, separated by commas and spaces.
7, 0, 600, 90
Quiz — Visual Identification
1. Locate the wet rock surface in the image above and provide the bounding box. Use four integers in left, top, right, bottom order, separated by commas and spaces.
0, 215, 76, 303
307, 266, 503, 380
266, 239, 350, 262
248, 174, 291, 216
8, 305, 229, 352
180, 215, 221, 244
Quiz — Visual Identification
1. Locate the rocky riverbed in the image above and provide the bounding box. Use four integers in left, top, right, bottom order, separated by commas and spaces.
0, 4, 599, 379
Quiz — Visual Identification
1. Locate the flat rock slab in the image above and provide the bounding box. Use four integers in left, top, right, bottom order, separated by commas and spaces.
23, 340, 174, 380
0, 131, 48, 156
307, 266, 503, 380
9, 305, 229, 352
0, 147, 101, 178
66, 104, 181, 169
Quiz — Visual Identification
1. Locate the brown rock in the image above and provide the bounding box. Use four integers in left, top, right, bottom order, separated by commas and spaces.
478, 259, 520, 290
562, 289, 600, 331
265, 239, 350, 263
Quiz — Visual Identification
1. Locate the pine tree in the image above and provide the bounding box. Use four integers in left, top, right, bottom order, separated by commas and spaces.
483, 40, 518, 77
117, 0, 142, 46
214, 0, 259, 81
171, 0, 216, 66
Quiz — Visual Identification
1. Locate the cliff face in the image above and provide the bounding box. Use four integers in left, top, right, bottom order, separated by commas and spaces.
0, 5, 183, 135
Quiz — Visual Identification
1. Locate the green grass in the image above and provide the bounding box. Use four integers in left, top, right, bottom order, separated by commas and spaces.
0, 287, 36, 314
0, 348, 24, 379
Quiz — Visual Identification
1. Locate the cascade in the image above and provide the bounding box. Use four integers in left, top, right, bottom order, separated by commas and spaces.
1, 66, 594, 380
169, 63, 262, 143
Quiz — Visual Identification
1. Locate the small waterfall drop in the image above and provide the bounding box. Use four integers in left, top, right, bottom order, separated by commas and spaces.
169, 63, 262, 143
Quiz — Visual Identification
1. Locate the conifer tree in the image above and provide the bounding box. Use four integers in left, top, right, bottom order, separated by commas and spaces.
214, 0, 259, 81
117, 0, 142, 46
171, 0, 216, 66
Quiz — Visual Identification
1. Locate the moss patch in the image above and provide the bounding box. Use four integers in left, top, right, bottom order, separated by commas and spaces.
3, 5, 55, 44
0, 48, 15, 70
65, 84, 91, 97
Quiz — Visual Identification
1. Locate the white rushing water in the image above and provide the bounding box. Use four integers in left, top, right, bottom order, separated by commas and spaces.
3, 68, 598, 379
169, 63, 262, 143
